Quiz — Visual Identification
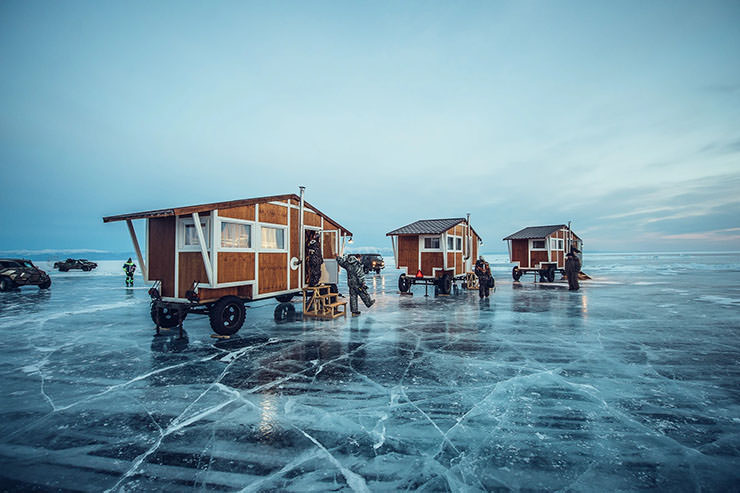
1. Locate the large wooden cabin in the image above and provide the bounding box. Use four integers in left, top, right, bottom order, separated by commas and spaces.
103, 192, 351, 304
387, 217, 482, 294
503, 224, 582, 281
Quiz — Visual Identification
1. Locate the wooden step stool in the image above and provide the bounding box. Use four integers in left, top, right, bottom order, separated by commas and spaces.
302, 284, 347, 320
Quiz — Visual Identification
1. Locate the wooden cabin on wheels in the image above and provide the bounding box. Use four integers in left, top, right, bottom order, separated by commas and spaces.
503, 224, 583, 282
387, 217, 483, 295
102, 188, 352, 335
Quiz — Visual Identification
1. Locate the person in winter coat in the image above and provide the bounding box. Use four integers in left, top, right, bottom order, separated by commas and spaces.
474, 256, 493, 299
123, 258, 136, 287
306, 232, 323, 286
336, 254, 375, 316
565, 252, 581, 291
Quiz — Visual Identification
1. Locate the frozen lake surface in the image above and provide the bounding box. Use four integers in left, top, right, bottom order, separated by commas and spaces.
1, 253, 739, 491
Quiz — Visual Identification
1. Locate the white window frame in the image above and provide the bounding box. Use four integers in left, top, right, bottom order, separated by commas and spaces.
219, 218, 255, 252
179, 217, 211, 251
550, 238, 564, 251
259, 224, 288, 252
421, 235, 442, 251
530, 239, 547, 251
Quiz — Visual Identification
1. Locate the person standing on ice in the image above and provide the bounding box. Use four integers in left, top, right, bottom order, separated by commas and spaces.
123, 258, 136, 287
565, 251, 581, 291
474, 255, 492, 299
336, 254, 375, 316
306, 231, 323, 286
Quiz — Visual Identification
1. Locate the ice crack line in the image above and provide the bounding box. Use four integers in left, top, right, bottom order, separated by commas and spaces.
104, 341, 261, 491
291, 424, 370, 493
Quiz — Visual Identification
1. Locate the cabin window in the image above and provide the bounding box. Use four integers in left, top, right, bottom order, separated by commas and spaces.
456, 237, 462, 250
447, 236, 454, 250
550, 238, 564, 250
261, 226, 285, 250
424, 237, 440, 249
532, 240, 545, 249
181, 219, 210, 249
221, 222, 251, 249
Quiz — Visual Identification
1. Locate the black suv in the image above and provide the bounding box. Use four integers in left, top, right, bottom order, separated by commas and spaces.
0, 259, 51, 291
54, 258, 98, 272
358, 254, 385, 274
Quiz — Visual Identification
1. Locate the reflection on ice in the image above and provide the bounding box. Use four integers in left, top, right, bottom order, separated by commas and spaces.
0, 255, 739, 490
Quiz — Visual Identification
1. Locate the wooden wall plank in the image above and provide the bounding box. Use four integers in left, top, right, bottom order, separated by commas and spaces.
258, 253, 287, 293
219, 205, 255, 221
198, 285, 252, 301
148, 216, 176, 297
397, 236, 418, 273
218, 252, 255, 283
531, 251, 548, 267
421, 252, 444, 277
511, 239, 528, 267
455, 252, 463, 275
258, 203, 288, 225
178, 252, 208, 297
304, 211, 321, 227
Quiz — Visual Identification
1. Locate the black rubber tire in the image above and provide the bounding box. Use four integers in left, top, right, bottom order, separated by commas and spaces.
512, 267, 522, 281
39, 279, 51, 290
82, 266, 90, 272
151, 303, 186, 328
209, 296, 246, 335
546, 267, 555, 283
375, 268, 381, 274
0, 276, 15, 292
59, 266, 69, 272
398, 275, 410, 293
274, 302, 296, 323
438, 274, 452, 295
275, 293, 295, 303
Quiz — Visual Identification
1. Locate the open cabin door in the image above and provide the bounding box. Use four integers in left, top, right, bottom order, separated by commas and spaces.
321, 229, 340, 285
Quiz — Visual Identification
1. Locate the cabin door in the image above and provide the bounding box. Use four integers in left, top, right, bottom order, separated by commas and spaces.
321, 229, 340, 285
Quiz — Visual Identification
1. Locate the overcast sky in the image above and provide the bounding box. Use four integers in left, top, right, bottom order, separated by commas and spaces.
1, 0, 739, 254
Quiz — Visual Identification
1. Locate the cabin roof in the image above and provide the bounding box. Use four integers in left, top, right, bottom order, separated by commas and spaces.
102, 193, 352, 236
386, 218, 480, 238
503, 225, 569, 240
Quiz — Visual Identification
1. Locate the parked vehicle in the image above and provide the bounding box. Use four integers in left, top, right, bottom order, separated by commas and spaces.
54, 258, 98, 272
103, 187, 352, 335
0, 259, 51, 291
358, 253, 385, 274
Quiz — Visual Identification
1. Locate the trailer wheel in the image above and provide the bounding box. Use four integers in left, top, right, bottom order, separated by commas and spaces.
151, 304, 186, 329
438, 274, 452, 295
512, 267, 522, 281
275, 293, 295, 303
274, 302, 296, 323
0, 276, 16, 292
545, 267, 556, 283
398, 275, 411, 293
209, 296, 246, 335
82, 266, 91, 272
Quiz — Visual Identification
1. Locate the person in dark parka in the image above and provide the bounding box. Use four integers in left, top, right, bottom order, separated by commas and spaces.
336, 254, 375, 316
565, 252, 582, 291
306, 232, 323, 286
474, 256, 493, 299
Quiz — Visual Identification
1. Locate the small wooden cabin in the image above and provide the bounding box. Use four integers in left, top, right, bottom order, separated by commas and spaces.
387, 217, 482, 293
103, 192, 351, 304
503, 224, 582, 280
